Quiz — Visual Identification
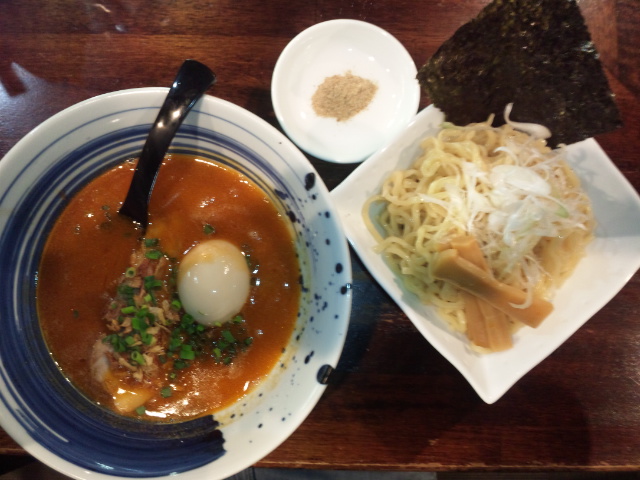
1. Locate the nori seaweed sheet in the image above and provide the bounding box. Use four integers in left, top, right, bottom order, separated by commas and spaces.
417, 0, 622, 147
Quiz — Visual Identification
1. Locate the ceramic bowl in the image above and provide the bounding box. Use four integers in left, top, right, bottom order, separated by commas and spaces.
332, 105, 640, 404
272, 19, 420, 164
0, 88, 352, 479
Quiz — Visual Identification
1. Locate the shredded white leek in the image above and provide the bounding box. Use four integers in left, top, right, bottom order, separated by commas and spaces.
504, 102, 552, 140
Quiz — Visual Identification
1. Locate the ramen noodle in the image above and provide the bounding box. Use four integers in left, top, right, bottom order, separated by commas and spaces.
364, 116, 595, 352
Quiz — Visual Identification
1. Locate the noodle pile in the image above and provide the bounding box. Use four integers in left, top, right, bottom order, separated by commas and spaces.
364, 117, 595, 351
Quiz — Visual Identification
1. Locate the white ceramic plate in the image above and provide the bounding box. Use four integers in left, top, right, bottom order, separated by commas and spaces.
332, 105, 640, 404
272, 19, 420, 164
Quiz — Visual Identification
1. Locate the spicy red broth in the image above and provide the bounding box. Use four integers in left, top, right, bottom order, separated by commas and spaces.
37, 154, 300, 421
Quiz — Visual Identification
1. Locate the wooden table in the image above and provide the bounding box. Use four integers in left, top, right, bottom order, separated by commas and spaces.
2, 0, 640, 473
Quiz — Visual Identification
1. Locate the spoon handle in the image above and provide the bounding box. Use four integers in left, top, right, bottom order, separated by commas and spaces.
119, 59, 216, 228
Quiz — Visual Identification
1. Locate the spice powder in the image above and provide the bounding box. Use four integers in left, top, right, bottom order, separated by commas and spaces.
311, 71, 378, 122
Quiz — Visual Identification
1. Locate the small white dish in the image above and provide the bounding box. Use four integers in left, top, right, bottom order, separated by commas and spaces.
332, 105, 640, 404
272, 19, 420, 164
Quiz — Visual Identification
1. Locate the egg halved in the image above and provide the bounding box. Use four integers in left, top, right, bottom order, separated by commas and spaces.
177, 239, 251, 326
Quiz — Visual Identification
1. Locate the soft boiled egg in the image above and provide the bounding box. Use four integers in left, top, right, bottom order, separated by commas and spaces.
177, 239, 251, 326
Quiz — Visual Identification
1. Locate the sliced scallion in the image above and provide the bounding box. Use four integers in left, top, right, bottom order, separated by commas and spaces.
180, 345, 196, 360
160, 386, 172, 398
131, 350, 146, 366
222, 330, 236, 343
145, 249, 163, 260
144, 238, 159, 248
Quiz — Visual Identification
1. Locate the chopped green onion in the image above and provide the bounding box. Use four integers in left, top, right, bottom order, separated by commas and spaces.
125, 267, 136, 278
135, 405, 146, 415
160, 386, 173, 398
180, 345, 196, 360
144, 238, 159, 248
203, 224, 216, 235
144, 276, 163, 290
222, 330, 236, 343
121, 305, 137, 315
169, 336, 182, 351
173, 359, 188, 369
131, 316, 148, 332
131, 350, 146, 366
118, 285, 135, 296
145, 249, 163, 260
117, 284, 136, 305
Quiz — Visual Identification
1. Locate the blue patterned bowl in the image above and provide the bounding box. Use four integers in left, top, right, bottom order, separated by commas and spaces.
0, 88, 351, 479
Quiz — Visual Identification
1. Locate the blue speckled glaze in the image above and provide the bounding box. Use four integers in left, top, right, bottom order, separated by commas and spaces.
0, 90, 352, 479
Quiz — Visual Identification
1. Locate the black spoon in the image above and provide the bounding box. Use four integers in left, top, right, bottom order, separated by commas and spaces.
119, 59, 216, 228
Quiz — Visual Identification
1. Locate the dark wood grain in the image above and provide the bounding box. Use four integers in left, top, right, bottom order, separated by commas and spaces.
1, 0, 639, 472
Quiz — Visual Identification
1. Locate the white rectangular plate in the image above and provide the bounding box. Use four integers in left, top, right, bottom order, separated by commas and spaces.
331, 105, 640, 403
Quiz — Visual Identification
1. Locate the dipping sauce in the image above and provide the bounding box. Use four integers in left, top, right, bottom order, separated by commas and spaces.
37, 154, 301, 421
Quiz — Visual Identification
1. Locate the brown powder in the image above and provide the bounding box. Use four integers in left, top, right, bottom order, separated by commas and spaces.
311, 71, 378, 122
